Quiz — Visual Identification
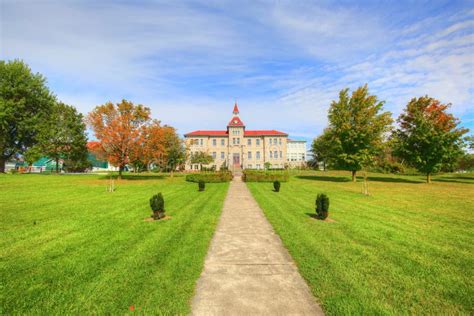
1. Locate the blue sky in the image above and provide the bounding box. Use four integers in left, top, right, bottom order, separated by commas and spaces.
2, 0, 473, 145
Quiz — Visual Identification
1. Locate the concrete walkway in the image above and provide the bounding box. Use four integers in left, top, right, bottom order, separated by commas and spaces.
191, 176, 324, 315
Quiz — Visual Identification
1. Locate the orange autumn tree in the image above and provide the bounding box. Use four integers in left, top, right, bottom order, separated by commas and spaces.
141, 120, 166, 171
87, 100, 151, 179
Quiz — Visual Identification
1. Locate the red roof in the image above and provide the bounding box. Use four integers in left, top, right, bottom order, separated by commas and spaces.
185, 130, 287, 137
244, 130, 288, 136
227, 116, 245, 127
233, 102, 239, 114
185, 130, 228, 136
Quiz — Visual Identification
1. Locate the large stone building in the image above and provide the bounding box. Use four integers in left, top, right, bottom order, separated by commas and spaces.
184, 103, 288, 171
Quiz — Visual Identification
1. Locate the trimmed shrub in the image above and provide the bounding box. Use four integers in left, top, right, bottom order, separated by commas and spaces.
315, 193, 329, 220
198, 180, 205, 191
242, 170, 289, 182
186, 171, 233, 183
273, 180, 280, 192
150, 193, 165, 220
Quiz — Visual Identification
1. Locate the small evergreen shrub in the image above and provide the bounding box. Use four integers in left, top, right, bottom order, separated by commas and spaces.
150, 193, 165, 220
273, 180, 280, 192
315, 193, 329, 220
198, 180, 205, 191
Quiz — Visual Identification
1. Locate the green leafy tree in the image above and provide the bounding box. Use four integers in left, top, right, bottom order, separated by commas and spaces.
162, 126, 185, 176
0, 60, 56, 172
36, 102, 89, 173
311, 128, 335, 171
392, 96, 468, 183
191, 151, 213, 170
328, 84, 393, 181
457, 153, 474, 171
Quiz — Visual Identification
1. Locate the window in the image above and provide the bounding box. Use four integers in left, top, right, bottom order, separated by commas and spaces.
248, 164, 252, 169
256, 164, 261, 169
233, 138, 236, 145
221, 152, 225, 159
221, 139, 225, 146
212, 152, 216, 159
248, 151, 252, 159
274, 151, 278, 158
256, 151, 260, 159
280, 151, 282, 158
248, 139, 251, 145
200, 139, 203, 146
194, 164, 199, 170
212, 139, 216, 146
256, 139, 260, 146
279, 138, 282, 145
273, 138, 277, 145
270, 151, 273, 158
237, 138, 240, 145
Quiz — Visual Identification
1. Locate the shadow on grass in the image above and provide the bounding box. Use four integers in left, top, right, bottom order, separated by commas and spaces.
366, 176, 422, 184
296, 175, 350, 182
432, 178, 474, 184
98, 174, 167, 181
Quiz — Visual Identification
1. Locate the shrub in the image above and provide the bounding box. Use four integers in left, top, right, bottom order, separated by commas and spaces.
150, 193, 165, 220
273, 180, 280, 192
315, 193, 329, 220
242, 170, 289, 182
185, 171, 233, 183
198, 180, 205, 191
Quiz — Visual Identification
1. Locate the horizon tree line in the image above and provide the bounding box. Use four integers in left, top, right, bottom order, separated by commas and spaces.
0, 59, 185, 176
311, 84, 471, 183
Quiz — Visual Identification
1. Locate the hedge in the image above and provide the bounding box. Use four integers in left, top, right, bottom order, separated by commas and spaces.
185, 171, 233, 183
242, 170, 289, 182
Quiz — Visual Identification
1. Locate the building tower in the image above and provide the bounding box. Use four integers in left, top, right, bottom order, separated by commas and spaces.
227, 103, 245, 171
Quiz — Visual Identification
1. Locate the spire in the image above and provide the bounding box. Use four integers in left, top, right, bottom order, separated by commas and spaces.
233, 102, 239, 115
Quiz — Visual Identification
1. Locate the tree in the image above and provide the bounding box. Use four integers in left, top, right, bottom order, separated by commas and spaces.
457, 153, 474, 171
392, 96, 468, 183
36, 102, 88, 173
86, 100, 151, 179
0, 60, 56, 172
311, 128, 335, 171
139, 120, 165, 171
161, 126, 185, 176
191, 151, 213, 170
328, 84, 393, 181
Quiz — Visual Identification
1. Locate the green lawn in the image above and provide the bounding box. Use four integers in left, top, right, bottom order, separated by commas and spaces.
0, 173, 229, 314
246, 171, 474, 315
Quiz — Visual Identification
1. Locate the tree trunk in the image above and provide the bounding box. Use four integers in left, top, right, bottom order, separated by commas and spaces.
56, 158, 59, 174
323, 161, 326, 171
352, 170, 356, 182
427, 173, 431, 183
0, 157, 5, 173
118, 166, 123, 179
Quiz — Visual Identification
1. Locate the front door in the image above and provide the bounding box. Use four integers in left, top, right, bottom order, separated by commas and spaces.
233, 153, 240, 166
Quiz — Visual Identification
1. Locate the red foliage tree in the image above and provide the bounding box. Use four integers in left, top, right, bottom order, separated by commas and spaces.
86, 100, 150, 179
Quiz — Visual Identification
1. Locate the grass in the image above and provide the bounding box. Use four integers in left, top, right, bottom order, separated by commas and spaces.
0, 173, 229, 314
246, 170, 474, 315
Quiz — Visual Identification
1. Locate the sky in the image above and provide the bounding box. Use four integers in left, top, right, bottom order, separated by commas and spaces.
1, 0, 473, 146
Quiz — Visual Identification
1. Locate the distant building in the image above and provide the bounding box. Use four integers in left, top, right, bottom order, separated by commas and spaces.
287, 139, 307, 167
184, 103, 288, 171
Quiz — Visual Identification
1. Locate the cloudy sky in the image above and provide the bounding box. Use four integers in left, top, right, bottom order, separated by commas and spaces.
2, 0, 473, 143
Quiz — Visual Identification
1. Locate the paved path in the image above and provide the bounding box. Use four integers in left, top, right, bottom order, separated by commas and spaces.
191, 176, 324, 315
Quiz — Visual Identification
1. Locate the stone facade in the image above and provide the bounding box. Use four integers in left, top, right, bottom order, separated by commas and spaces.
184, 104, 288, 171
